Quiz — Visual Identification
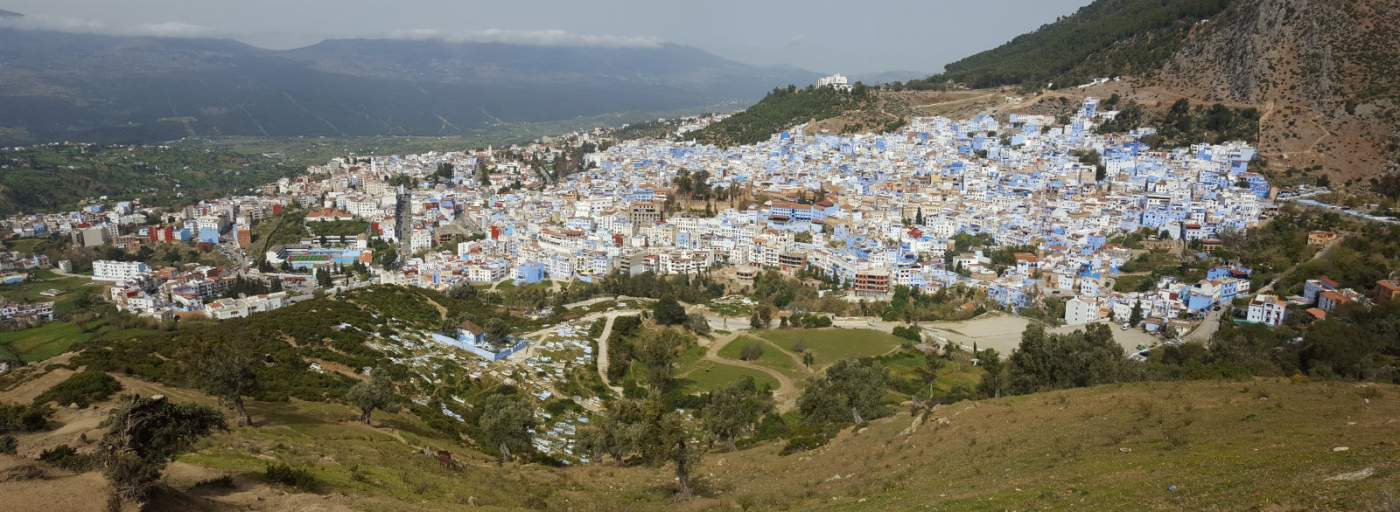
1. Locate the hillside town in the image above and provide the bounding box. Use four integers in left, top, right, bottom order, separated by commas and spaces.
5, 96, 1393, 356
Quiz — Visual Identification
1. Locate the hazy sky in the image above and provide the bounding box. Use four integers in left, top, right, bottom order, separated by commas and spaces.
3, 0, 1092, 74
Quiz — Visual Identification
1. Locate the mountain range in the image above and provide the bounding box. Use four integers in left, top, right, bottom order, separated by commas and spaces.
0, 19, 820, 145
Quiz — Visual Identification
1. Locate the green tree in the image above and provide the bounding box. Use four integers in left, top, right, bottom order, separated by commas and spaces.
1006, 324, 1127, 394
485, 318, 512, 343
914, 353, 946, 398
1128, 301, 1143, 327
637, 399, 707, 498
97, 395, 225, 507
738, 343, 764, 361
652, 296, 688, 325
976, 348, 1005, 398
346, 371, 399, 425
580, 399, 645, 464
477, 394, 536, 464
191, 337, 261, 426
700, 377, 773, 451
798, 359, 888, 425
634, 328, 687, 390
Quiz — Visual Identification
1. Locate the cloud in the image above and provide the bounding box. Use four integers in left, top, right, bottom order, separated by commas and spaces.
386, 28, 662, 48
0, 14, 219, 38
0, 15, 660, 49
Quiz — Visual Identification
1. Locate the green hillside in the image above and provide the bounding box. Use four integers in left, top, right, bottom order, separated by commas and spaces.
906, 0, 1234, 89
4, 373, 1397, 511
690, 85, 873, 146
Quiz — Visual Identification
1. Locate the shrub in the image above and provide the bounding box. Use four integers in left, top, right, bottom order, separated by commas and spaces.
779, 431, 833, 455
0, 403, 52, 433
265, 462, 320, 492
39, 444, 94, 471
739, 343, 765, 362
0, 434, 16, 454
34, 370, 122, 408
192, 475, 236, 490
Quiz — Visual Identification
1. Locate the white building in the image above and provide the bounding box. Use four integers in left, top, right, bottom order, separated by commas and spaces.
92, 260, 151, 283
1064, 297, 1099, 325
1246, 294, 1287, 327
816, 73, 853, 92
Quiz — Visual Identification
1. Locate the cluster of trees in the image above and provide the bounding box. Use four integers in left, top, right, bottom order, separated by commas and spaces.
785, 311, 833, 328
1099, 99, 1261, 148
599, 271, 724, 305
577, 396, 710, 497
877, 285, 984, 323
898, 0, 1233, 90
795, 359, 890, 441
1003, 324, 1134, 394
688, 85, 871, 146
220, 276, 282, 299
581, 320, 773, 497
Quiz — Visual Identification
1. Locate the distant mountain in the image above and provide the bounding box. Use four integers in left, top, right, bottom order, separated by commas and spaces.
0, 9, 22, 18
0, 27, 820, 145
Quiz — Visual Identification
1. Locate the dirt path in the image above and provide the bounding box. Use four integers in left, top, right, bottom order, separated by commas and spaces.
702, 332, 800, 412
593, 313, 627, 395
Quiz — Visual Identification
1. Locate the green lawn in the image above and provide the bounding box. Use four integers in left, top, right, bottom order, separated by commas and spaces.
677, 359, 779, 394
719, 335, 808, 380
0, 322, 88, 362
754, 328, 907, 368
0, 320, 157, 363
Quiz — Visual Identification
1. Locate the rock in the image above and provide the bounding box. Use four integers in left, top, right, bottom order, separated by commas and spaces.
1332, 446, 1350, 452
1119, 447, 1132, 453
1168, 484, 1178, 493
1325, 468, 1374, 481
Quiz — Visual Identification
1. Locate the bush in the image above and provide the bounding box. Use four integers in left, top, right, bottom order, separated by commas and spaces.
779, 430, 834, 455
739, 343, 765, 362
0, 403, 52, 433
34, 370, 122, 408
265, 462, 320, 492
39, 444, 94, 471
0, 434, 16, 454
192, 475, 236, 490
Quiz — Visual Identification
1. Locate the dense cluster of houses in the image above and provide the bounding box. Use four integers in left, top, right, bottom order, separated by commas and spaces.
3, 96, 1294, 343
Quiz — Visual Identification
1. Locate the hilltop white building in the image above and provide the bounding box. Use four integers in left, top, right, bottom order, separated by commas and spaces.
816, 74, 853, 92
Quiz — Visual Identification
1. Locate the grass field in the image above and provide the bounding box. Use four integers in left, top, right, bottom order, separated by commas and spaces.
677, 360, 779, 394
0, 270, 95, 315
674, 345, 779, 394
718, 335, 808, 381
0, 320, 155, 363
755, 328, 907, 368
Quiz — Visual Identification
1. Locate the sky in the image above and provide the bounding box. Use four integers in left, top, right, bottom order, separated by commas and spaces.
2, 0, 1093, 75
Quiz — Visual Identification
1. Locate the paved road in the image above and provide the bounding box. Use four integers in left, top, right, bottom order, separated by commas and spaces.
1184, 308, 1223, 343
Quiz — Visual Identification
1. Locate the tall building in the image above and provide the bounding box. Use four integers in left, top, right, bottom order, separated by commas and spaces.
395, 185, 413, 259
